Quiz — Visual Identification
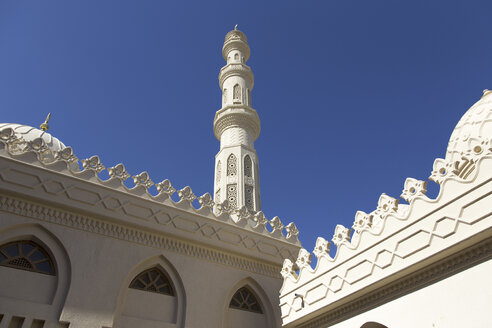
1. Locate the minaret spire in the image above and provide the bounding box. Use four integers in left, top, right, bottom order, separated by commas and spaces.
213, 27, 261, 212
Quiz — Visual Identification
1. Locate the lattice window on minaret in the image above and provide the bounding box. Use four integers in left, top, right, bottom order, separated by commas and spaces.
216, 160, 222, 183
247, 89, 251, 106
227, 184, 237, 208
233, 84, 241, 104
227, 154, 237, 176
234, 53, 239, 61
244, 155, 252, 177
245, 185, 254, 211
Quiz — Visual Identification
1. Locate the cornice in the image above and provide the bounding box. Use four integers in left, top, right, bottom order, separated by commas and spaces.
213, 106, 261, 140
0, 193, 283, 278
295, 238, 492, 328
219, 63, 254, 90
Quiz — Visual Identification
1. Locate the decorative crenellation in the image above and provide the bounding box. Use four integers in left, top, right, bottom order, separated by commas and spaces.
0, 131, 301, 245
281, 142, 492, 290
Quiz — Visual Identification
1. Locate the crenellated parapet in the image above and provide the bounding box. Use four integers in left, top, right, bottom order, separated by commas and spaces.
279, 90, 492, 327
0, 126, 301, 254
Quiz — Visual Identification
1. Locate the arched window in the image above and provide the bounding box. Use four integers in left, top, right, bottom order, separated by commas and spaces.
234, 53, 239, 60
223, 89, 227, 104
233, 84, 241, 103
244, 155, 252, 178
247, 89, 251, 106
0, 240, 55, 275
129, 267, 174, 296
229, 287, 263, 313
227, 154, 237, 176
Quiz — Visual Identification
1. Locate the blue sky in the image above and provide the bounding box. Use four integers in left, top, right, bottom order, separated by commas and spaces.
0, 1, 490, 252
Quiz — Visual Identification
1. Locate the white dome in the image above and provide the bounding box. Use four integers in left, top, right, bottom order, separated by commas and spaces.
0, 123, 66, 152
446, 90, 492, 163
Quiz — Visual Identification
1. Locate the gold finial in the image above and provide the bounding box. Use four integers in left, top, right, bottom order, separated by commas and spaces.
40, 113, 51, 132
234, 24, 238, 31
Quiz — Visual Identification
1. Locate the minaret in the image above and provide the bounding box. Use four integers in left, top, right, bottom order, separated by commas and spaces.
213, 26, 261, 212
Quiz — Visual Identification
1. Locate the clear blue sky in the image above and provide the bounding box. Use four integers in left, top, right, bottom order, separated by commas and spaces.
0, 1, 490, 252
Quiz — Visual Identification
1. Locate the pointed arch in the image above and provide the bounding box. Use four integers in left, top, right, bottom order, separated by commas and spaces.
114, 254, 186, 328
234, 53, 239, 60
0, 223, 71, 322
361, 322, 389, 328
233, 84, 241, 103
229, 286, 262, 313
222, 277, 277, 328
0, 240, 55, 275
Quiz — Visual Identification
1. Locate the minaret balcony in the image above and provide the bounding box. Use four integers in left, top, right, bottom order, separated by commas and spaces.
213, 105, 261, 141
219, 63, 254, 90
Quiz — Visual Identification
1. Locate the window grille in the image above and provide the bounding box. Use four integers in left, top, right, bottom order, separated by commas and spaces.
244, 155, 252, 177
129, 267, 174, 296
0, 240, 55, 275
227, 154, 237, 176
245, 185, 254, 211
229, 287, 263, 313
233, 84, 241, 103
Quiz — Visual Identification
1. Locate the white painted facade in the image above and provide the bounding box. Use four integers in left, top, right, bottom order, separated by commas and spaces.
0, 28, 301, 328
279, 90, 492, 328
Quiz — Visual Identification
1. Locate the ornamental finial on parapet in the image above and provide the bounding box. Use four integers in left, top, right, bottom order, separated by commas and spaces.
234, 24, 238, 30
40, 113, 51, 132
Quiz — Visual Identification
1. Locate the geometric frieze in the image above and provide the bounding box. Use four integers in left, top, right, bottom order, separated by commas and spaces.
305, 284, 329, 305
172, 217, 201, 232
0, 168, 41, 188
344, 260, 374, 284
328, 276, 344, 293
124, 203, 154, 220
66, 187, 102, 205
432, 217, 457, 238
374, 249, 394, 269
395, 230, 431, 258
41, 180, 66, 194
100, 197, 124, 211
460, 192, 492, 225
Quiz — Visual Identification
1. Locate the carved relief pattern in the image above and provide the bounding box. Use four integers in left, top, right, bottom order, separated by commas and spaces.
332, 225, 351, 246
313, 237, 330, 259
227, 154, 237, 176
177, 186, 196, 202
132, 171, 154, 189
215, 189, 221, 203
54, 147, 78, 163
226, 184, 238, 208
155, 179, 175, 196
81, 155, 105, 173
352, 211, 373, 234
296, 248, 312, 270
281, 259, 298, 280
400, 178, 428, 203
197, 193, 214, 209
285, 223, 299, 239
108, 163, 130, 181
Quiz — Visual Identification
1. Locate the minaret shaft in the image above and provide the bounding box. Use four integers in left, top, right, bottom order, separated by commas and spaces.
213, 28, 261, 212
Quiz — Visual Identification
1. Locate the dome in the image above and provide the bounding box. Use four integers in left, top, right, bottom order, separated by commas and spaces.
446, 90, 492, 164
0, 123, 66, 152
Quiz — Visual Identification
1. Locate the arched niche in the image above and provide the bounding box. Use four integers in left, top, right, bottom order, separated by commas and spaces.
0, 223, 71, 321
222, 277, 276, 328
361, 322, 389, 328
113, 255, 186, 328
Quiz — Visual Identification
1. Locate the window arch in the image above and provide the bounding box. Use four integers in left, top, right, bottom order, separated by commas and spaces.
233, 84, 241, 103
234, 53, 239, 60
129, 267, 174, 296
361, 322, 388, 328
244, 155, 252, 178
227, 154, 237, 176
229, 287, 263, 313
0, 240, 55, 275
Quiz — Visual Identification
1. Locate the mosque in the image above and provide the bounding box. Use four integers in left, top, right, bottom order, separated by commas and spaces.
0, 27, 490, 328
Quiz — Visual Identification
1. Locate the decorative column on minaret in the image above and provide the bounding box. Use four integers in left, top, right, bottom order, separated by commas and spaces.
213, 26, 261, 212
